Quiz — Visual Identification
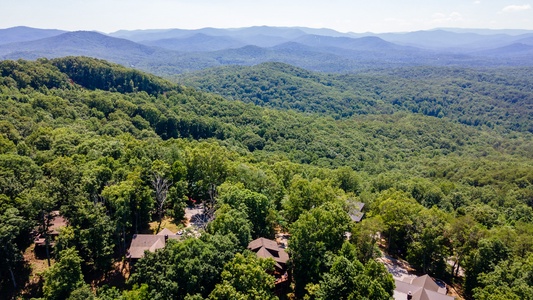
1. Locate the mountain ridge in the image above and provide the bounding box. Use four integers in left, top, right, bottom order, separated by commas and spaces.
2, 26, 533, 74
0, 26, 66, 45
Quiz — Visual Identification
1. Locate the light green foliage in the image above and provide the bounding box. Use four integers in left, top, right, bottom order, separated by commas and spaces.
218, 182, 275, 238
209, 252, 277, 300
208, 204, 252, 248
0, 154, 42, 198
313, 242, 394, 300
185, 142, 230, 201
289, 202, 351, 298
446, 215, 486, 277
121, 284, 151, 300
67, 285, 95, 300
350, 216, 385, 263
42, 248, 85, 300
282, 175, 340, 224
102, 170, 153, 252
228, 162, 285, 208
333, 166, 362, 194
373, 189, 423, 254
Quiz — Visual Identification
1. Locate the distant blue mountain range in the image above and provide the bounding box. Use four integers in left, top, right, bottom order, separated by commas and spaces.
1, 26, 532, 75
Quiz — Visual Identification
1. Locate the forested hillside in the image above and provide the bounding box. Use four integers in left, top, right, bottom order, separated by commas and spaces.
1, 57, 532, 300
178, 62, 533, 133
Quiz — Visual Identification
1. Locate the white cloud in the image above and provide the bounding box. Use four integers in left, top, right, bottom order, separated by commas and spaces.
502, 4, 531, 13
431, 11, 463, 23
474, 0, 481, 4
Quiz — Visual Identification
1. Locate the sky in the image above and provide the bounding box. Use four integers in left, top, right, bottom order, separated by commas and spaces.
1, 0, 532, 33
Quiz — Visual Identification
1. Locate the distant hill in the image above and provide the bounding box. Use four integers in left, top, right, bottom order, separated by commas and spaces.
177, 62, 533, 133
472, 43, 533, 58
141, 33, 245, 52
0, 31, 185, 67
292, 35, 403, 51
375, 30, 533, 51
110, 26, 310, 42
0, 26, 66, 45
516, 36, 533, 46
435, 27, 533, 36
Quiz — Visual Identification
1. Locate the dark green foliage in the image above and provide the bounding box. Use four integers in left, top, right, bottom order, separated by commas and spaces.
57, 200, 115, 274
473, 254, 533, 300
129, 234, 240, 299
464, 237, 511, 296
179, 63, 533, 133
0, 198, 32, 292
407, 207, 451, 277
0, 154, 42, 198
0, 58, 71, 90
51, 56, 178, 95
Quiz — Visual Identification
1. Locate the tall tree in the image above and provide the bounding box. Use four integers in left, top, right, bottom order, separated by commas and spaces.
42, 248, 85, 300
407, 207, 451, 277
185, 142, 230, 202
315, 243, 394, 300
129, 234, 240, 299
151, 160, 172, 233
218, 182, 275, 238
0, 202, 31, 291
208, 204, 252, 248
209, 252, 277, 300
289, 201, 350, 298
282, 175, 339, 224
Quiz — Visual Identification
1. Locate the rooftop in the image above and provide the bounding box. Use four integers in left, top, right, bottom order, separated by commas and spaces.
247, 237, 289, 270
393, 275, 454, 300
127, 228, 182, 259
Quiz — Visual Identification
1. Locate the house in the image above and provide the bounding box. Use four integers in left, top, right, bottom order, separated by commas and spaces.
394, 275, 454, 300
34, 210, 67, 247
348, 201, 365, 222
247, 237, 289, 274
127, 228, 182, 260
247, 237, 290, 295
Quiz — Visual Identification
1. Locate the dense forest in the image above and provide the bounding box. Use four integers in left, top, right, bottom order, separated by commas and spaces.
0, 57, 532, 300
177, 62, 533, 133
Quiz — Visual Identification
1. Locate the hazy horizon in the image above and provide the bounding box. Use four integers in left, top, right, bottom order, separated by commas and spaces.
1, 0, 532, 34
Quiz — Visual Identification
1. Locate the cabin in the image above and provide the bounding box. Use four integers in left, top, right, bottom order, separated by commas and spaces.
34, 210, 66, 247
248, 237, 289, 273
247, 237, 290, 295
